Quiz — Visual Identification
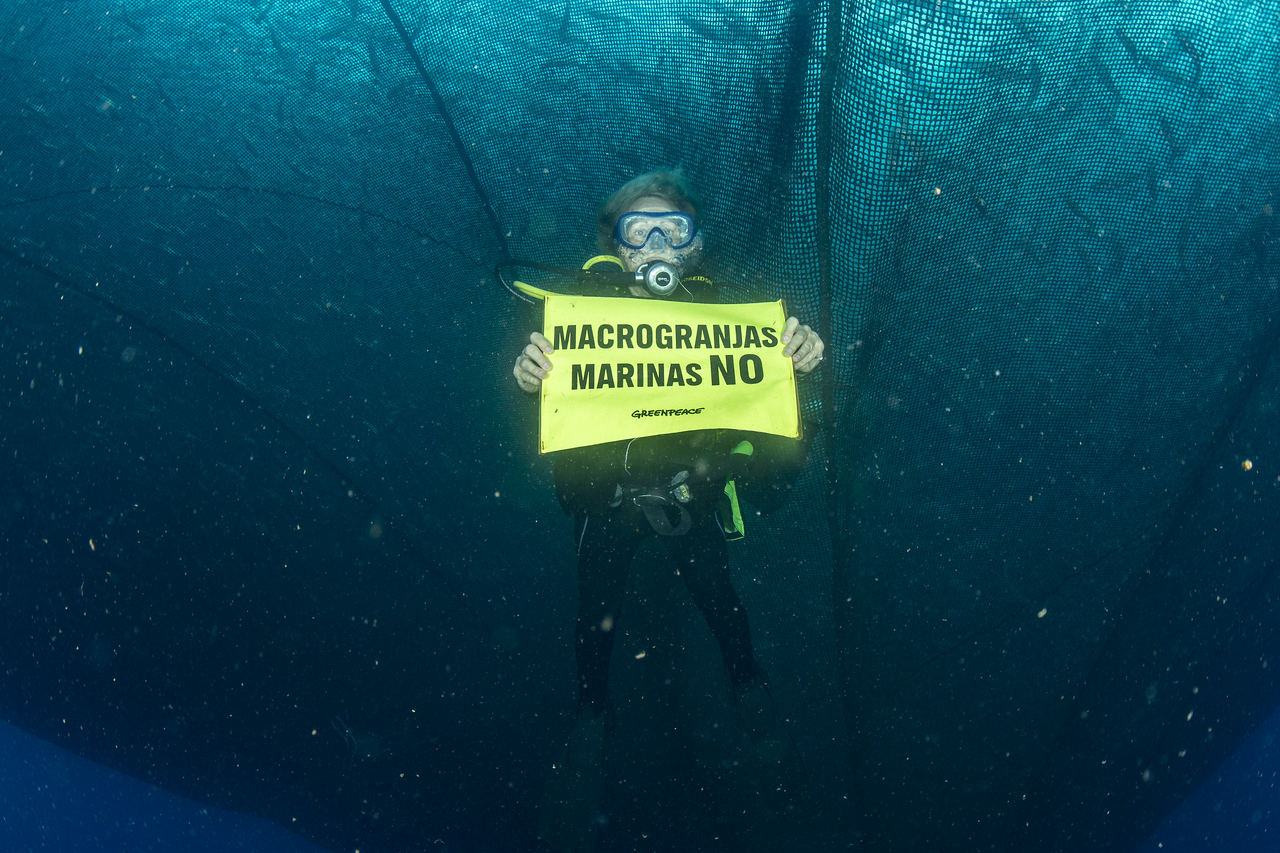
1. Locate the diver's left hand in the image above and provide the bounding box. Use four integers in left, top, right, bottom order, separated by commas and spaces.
782, 317, 825, 374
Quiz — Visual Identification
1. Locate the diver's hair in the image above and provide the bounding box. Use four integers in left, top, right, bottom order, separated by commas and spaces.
595, 168, 703, 253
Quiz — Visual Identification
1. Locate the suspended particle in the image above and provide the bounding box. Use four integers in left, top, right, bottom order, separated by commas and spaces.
1037, 607, 1047, 618
1242, 459, 1253, 471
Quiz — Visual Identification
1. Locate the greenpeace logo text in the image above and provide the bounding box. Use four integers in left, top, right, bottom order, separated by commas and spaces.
631, 407, 705, 419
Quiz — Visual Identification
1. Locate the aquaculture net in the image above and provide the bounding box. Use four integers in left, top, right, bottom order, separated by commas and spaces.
1, 0, 1278, 850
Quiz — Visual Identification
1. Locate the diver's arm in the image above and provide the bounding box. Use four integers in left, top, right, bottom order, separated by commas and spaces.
514, 331, 554, 394
781, 317, 824, 374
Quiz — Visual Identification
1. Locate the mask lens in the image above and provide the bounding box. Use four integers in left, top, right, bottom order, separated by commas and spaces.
615, 212, 696, 249
653, 214, 692, 245
619, 214, 654, 246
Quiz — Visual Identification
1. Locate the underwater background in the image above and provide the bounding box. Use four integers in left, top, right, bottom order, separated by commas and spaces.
1, 0, 1278, 849
2, 706, 1279, 849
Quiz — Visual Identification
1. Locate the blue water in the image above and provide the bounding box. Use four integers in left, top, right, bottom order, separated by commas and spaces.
3, 706, 1277, 853
1137, 705, 1280, 852
0, 719, 326, 853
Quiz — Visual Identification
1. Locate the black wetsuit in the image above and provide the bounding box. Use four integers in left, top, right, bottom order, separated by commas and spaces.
570, 499, 752, 711
549, 274, 809, 714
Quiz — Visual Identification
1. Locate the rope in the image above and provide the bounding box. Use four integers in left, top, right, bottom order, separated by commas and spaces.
378, 0, 510, 262
814, 0, 859, 771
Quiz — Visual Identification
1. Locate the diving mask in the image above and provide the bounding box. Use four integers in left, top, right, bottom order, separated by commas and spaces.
613, 211, 702, 296
613, 211, 698, 250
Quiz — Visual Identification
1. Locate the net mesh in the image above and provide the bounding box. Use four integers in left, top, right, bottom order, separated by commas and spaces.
1, 0, 1278, 849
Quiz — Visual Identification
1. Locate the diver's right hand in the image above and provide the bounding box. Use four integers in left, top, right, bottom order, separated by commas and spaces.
514, 331, 553, 394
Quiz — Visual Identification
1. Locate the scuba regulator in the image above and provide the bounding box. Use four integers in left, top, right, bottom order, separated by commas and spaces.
633, 260, 681, 297
497, 257, 686, 299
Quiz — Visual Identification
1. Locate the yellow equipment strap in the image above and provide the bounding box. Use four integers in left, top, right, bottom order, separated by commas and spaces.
513, 279, 553, 300
513, 256, 625, 301
722, 478, 745, 541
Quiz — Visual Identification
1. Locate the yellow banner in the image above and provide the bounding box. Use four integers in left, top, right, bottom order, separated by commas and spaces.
533, 289, 800, 453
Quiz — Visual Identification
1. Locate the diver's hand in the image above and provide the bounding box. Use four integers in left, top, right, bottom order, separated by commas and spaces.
781, 318, 825, 374
514, 331, 553, 394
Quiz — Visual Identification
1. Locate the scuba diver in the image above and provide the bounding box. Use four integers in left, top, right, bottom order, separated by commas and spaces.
512, 169, 825, 852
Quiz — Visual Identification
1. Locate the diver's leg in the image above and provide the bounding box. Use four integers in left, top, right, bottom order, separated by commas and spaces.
667, 514, 805, 811
540, 508, 647, 853
574, 507, 647, 714
666, 513, 760, 685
